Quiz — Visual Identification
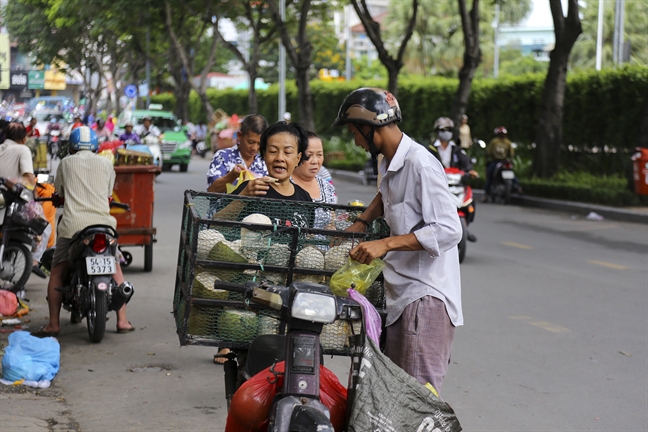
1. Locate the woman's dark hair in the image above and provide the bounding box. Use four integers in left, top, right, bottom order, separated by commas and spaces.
306, 130, 320, 140
240, 114, 268, 138
5, 122, 27, 142
260, 121, 309, 163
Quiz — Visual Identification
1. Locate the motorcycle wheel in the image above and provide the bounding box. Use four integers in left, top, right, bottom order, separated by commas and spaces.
503, 180, 513, 205
0, 242, 33, 292
87, 287, 108, 343
458, 218, 467, 264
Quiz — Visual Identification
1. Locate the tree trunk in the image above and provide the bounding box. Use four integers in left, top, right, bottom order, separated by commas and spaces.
387, 66, 399, 98
451, 0, 481, 136
248, 65, 258, 115
174, 79, 191, 122
534, 55, 569, 178
533, 0, 582, 178
295, 67, 315, 131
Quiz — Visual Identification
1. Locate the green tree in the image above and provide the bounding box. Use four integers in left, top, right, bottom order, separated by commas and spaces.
350, 0, 419, 98
570, 0, 648, 70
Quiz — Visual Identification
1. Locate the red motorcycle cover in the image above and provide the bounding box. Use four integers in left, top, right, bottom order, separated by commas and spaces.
225, 361, 347, 432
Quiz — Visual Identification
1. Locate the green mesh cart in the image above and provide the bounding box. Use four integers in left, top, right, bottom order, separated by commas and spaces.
173, 191, 390, 356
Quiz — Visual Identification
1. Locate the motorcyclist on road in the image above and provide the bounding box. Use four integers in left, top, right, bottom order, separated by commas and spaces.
32, 126, 134, 338
427, 117, 478, 178
46, 117, 60, 134
483, 126, 518, 201
118, 122, 141, 144
135, 116, 161, 140
92, 118, 112, 140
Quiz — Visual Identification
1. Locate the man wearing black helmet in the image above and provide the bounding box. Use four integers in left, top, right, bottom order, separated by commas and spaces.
336, 88, 463, 395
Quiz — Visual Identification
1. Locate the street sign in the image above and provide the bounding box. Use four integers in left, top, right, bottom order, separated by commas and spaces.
28, 71, 45, 89
124, 84, 137, 98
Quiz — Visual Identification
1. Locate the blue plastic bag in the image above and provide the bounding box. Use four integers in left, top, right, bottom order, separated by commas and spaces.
1, 331, 60, 382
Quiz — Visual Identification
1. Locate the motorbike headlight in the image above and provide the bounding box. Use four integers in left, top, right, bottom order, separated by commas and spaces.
179, 140, 192, 149
291, 292, 337, 324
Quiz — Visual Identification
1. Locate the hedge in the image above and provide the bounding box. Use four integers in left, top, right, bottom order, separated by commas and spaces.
152, 66, 647, 150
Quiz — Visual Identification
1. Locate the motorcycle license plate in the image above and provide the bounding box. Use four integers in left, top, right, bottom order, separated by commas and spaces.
501, 170, 515, 179
86, 256, 117, 275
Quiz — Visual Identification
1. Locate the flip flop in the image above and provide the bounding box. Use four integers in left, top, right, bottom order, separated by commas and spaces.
31, 326, 59, 338
117, 322, 136, 334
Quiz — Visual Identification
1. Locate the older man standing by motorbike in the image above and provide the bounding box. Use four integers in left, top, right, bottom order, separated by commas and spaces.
32, 127, 134, 337
336, 88, 463, 395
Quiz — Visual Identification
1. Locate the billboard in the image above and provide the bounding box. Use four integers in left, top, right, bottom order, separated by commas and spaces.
28, 70, 45, 89
44, 69, 66, 90
10, 71, 28, 90
0, 34, 10, 90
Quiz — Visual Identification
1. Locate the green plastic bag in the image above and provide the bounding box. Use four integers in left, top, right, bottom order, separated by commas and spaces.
330, 257, 384, 297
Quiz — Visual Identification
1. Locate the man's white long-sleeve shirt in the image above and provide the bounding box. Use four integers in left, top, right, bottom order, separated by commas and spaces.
379, 134, 463, 327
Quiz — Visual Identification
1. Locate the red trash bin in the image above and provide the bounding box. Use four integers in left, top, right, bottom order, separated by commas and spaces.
631, 148, 648, 195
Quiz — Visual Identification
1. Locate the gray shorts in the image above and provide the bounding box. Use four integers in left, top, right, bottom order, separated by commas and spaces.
51, 237, 73, 268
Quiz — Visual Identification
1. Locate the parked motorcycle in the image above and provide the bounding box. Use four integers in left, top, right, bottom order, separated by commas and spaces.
39, 197, 134, 343
490, 159, 516, 204
215, 279, 361, 431
195, 140, 208, 158
445, 168, 476, 263
0, 178, 48, 293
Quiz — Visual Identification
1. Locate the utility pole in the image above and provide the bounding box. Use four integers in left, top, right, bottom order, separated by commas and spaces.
278, 0, 286, 121
493, 0, 500, 78
345, 5, 352, 81
613, 0, 625, 65
595, 0, 604, 70
146, 17, 151, 107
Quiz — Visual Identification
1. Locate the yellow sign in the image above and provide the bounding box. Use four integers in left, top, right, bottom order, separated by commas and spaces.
0, 34, 10, 90
44, 69, 67, 90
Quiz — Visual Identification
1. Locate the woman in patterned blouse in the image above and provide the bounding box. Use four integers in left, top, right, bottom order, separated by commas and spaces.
206, 115, 269, 193
291, 131, 337, 205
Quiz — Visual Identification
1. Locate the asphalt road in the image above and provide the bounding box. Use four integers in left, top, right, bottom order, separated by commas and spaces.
2, 157, 646, 431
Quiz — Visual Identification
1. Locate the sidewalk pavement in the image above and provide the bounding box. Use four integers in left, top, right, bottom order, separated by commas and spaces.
330, 169, 648, 224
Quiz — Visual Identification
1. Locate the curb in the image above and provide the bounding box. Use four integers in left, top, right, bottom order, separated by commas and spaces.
330, 169, 648, 224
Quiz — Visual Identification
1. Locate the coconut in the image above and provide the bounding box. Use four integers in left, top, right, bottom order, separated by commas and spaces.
208, 240, 248, 263
258, 314, 280, 335
241, 213, 272, 256
229, 239, 242, 254
197, 229, 225, 260
263, 244, 291, 267
320, 320, 350, 350
187, 306, 213, 336
192, 272, 228, 300
296, 246, 324, 269
324, 242, 354, 271
217, 308, 259, 342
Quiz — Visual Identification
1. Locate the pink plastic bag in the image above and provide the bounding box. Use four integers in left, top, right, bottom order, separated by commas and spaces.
0, 290, 18, 316
348, 288, 382, 345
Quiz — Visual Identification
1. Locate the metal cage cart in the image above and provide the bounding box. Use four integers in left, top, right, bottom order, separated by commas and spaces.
173, 191, 390, 356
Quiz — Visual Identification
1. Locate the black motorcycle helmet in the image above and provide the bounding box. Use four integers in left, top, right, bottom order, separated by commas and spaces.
333, 88, 401, 156
332, 87, 402, 128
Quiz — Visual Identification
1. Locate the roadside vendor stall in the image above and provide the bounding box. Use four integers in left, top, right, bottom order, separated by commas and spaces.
107, 150, 160, 272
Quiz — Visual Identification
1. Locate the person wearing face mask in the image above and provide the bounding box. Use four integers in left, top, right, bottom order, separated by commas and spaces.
427, 117, 478, 178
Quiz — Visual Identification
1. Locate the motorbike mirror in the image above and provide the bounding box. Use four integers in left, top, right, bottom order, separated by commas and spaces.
477, 140, 486, 149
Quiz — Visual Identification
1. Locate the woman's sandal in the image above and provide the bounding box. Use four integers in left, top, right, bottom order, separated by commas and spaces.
213, 348, 231, 364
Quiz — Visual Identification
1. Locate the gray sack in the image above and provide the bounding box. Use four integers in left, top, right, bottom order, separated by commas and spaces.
346, 335, 462, 432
